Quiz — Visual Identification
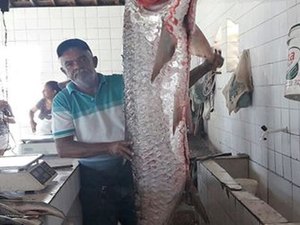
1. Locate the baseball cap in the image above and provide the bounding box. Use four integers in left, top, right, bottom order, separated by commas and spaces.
56, 38, 93, 57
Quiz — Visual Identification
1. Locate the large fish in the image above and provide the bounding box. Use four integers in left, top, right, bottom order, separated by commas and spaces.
0, 200, 65, 219
123, 0, 213, 224
0, 202, 22, 217
0, 215, 23, 225
0, 215, 41, 225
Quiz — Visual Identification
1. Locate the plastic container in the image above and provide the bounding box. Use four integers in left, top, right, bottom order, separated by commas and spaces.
285, 23, 300, 101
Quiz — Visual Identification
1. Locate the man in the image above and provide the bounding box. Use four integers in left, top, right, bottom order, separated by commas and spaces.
53, 39, 135, 225
52, 38, 223, 225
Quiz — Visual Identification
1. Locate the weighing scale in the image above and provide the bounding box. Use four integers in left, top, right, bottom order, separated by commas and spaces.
0, 154, 57, 192
18, 135, 57, 155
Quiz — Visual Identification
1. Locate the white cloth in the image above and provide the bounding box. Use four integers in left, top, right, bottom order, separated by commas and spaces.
36, 118, 52, 135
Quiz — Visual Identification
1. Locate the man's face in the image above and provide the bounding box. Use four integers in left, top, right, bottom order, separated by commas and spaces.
59, 47, 98, 89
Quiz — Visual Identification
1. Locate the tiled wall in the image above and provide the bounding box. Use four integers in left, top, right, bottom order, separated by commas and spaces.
0, 6, 124, 136
195, 0, 300, 221
0, 6, 124, 81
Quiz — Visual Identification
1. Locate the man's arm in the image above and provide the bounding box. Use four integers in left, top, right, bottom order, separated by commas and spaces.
189, 49, 224, 88
55, 136, 133, 160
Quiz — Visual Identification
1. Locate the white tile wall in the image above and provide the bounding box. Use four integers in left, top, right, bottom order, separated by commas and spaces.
196, 0, 300, 222
293, 185, 300, 221
0, 5, 124, 81
283, 155, 292, 181
0, 6, 124, 138
269, 171, 293, 220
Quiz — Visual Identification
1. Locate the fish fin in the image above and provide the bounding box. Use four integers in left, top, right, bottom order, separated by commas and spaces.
151, 24, 177, 82
189, 24, 214, 61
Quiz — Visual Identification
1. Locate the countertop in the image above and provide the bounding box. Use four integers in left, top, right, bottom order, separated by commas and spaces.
0, 156, 81, 225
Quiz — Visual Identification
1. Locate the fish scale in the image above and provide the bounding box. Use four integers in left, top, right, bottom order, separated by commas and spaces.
123, 0, 193, 224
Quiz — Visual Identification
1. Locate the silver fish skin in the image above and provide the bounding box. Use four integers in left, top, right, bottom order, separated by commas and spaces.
0, 200, 65, 219
0, 215, 24, 225
0, 215, 42, 225
0, 203, 23, 217
123, 0, 202, 224
11, 218, 42, 225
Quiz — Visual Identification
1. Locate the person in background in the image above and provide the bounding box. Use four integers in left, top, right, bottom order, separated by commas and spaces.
0, 100, 15, 156
57, 80, 71, 89
29, 81, 61, 135
52, 38, 223, 225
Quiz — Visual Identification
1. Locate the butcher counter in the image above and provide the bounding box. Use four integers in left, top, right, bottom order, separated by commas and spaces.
1, 156, 82, 225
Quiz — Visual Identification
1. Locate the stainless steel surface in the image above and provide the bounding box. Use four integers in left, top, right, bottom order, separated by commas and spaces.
0, 154, 43, 170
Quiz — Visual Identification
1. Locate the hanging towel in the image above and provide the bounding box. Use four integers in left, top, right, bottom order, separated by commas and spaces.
189, 72, 216, 135
222, 49, 253, 114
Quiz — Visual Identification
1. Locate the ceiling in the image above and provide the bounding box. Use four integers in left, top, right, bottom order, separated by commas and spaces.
8, 0, 124, 8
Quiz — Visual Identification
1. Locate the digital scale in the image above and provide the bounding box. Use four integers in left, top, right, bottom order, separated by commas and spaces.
17, 135, 58, 155
0, 154, 57, 192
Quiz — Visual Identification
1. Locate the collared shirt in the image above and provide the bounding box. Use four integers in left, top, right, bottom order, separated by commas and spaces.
52, 74, 125, 169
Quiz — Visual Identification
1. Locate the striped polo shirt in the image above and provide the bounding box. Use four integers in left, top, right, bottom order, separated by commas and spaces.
52, 74, 125, 168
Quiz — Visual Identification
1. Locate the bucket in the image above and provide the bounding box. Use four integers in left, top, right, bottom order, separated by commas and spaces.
285, 23, 300, 101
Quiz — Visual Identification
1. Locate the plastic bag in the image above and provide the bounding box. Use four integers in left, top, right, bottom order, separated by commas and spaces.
222, 49, 253, 114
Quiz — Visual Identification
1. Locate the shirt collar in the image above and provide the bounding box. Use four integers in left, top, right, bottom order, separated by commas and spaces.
66, 73, 106, 94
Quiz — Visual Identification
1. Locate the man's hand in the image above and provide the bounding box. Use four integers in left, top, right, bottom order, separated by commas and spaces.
189, 49, 224, 88
108, 141, 134, 161
205, 49, 224, 71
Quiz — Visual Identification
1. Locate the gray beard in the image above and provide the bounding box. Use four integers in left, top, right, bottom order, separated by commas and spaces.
73, 70, 97, 88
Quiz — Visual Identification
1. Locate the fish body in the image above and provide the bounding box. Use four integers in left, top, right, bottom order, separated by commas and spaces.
0, 215, 41, 225
10, 218, 41, 225
0, 200, 65, 219
123, 0, 211, 224
0, 215, 22, 225
0, 203, 23, 217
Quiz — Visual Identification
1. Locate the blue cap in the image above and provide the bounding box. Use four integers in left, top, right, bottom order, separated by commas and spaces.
56, 38, 93, 57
